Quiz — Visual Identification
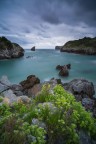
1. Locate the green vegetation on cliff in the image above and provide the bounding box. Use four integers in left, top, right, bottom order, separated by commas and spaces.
64, 37, 96, 48
0, 85, 96, 144
0, 37, 13, 50
58, 37, 96, 55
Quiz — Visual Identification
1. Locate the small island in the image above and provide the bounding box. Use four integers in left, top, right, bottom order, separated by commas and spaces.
55, 37, 96, 55
0, 37, 24, 59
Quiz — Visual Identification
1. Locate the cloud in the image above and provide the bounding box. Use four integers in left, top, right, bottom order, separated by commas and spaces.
0, 0, 96, 49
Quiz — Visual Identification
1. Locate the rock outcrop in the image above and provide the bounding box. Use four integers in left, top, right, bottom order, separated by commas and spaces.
0, 76, 31, 106
63, 79, 96, 116
56, 37, 96, 55
31, 46, 35, 51
0, 36, 24, 59
20, 75, 40, 95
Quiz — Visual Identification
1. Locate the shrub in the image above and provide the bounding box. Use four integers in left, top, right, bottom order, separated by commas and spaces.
0, 85, 96, 144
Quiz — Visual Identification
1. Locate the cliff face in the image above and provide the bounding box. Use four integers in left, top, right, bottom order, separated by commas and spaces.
56, 37, 96, 55
0, 37, 24, 59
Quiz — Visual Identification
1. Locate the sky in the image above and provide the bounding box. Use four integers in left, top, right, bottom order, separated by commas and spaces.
0, 0, 96, 49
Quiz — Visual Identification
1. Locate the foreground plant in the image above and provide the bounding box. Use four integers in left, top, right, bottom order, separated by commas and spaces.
0, 85, 96, 144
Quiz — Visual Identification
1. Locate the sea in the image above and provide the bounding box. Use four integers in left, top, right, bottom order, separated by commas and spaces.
0, 49, 96, 94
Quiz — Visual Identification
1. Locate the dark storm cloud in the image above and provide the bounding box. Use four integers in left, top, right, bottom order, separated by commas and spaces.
0, 0, 96, 48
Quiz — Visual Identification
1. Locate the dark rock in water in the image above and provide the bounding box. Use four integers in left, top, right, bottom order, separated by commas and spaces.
0, 37, 24, 59
26, 56, 33, 59
59, 66, 69, 76
31, 46, 35, 51
56, 65, 63, 70
20, 75, 40, 94
56, 64, 71, 70
66, 64, 71, 69
56, 64, 71, 77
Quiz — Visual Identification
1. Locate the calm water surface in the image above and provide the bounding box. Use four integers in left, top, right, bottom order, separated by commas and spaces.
0, 49, 96, 92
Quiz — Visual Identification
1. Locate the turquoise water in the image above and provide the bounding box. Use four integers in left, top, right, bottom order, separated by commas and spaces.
0, 50, 96, 88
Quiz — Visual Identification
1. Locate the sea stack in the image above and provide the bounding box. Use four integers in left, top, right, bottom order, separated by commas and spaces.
31, 46, 35, 51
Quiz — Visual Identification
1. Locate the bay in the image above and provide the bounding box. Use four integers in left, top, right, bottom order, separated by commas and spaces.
0, 49, 96, 93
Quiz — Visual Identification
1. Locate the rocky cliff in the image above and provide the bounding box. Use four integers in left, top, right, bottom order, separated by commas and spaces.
56, 37, 96, 55
0, 37, 24, 59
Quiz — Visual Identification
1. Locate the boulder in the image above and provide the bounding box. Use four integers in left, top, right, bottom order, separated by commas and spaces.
20, 75, 40, 94
28, 84, 42, 97
2, 89, 17, 104
0, 83, 9, 93
0, 75, 11, 86
17, 96, 31, 104
31, 46, 35, 51
11, 84, 23, 96
63, 79, 95, 98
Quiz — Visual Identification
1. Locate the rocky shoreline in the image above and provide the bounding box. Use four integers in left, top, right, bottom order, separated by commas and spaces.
0, 75, 96, 118
0, 75, 96, 144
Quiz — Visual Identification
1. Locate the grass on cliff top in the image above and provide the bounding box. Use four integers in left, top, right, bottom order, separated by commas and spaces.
0, 85, 96, 144
64, 37, 96, 48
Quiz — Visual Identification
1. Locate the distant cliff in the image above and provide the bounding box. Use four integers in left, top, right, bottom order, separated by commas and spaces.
0, 37, 24, 59
56, 37, 96, 55
55, 46, 62, 50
